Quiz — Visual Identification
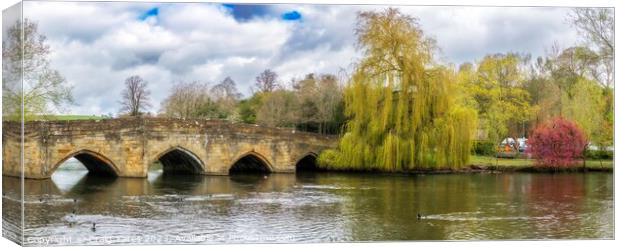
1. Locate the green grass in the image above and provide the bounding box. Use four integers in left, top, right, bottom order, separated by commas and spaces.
469, 155, 614, 169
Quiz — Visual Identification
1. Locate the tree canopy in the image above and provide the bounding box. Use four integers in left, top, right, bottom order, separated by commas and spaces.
318, 8, 477, 171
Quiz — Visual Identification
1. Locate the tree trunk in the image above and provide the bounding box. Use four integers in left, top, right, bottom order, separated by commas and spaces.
582, 144, 588, 172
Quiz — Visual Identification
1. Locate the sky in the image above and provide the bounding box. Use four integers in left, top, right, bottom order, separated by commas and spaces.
11, 1, 586, 116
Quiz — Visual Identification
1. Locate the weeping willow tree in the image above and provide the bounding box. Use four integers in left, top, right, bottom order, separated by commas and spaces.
318, 9, 477, 171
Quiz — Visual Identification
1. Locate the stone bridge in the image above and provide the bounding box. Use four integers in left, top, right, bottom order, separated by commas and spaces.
2, 118, 338, 179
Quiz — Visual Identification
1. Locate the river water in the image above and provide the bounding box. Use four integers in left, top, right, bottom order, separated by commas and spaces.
2, 161, 614, 245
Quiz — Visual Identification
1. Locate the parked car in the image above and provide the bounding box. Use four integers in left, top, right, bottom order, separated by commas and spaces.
517, 137, 528, 153
496, 137, 528, 158
496, 138, 518, 158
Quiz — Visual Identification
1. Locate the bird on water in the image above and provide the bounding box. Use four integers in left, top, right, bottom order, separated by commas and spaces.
65, 210, 78, 227
417, 213, 424, 220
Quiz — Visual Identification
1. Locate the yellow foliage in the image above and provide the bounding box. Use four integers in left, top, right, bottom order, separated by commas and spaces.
319, 9, 477, 171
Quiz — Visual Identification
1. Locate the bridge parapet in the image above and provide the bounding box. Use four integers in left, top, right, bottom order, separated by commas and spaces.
2, 118, 338, 179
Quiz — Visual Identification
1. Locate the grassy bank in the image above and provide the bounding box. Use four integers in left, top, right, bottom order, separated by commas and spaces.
469, 155, 613, 172
314, 155, 613, 174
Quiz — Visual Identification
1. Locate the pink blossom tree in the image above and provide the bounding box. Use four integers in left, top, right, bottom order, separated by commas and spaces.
527, 117, 588, 168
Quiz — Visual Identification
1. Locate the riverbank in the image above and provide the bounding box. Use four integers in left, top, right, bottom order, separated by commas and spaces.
468, 155, 613, 172
316, 155, 613, 175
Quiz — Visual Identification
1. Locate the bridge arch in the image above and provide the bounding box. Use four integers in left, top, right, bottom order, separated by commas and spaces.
295, 152, 320, 171
51, 149, 119, 177
152, 146, 206, 175
229, 151, 273, 174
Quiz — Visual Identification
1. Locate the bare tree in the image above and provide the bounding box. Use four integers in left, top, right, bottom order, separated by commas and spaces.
292, 73, 343, 133
254, 69, 279, 93
120, 75, 151, 116
314, 74, 342, 134
257, 89, 298, 127
293, 73, 319, 126
210, 76, 242, 120
160, 81, 218, 119
2, 19, 73, 120
570, 8, 614, 58
569, 8, 614, 88
211, 77, 242, 101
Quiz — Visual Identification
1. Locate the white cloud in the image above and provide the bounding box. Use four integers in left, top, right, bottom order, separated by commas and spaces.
23, 1, 144, 42
406, 6, 580, 64
20, 1, 582, 115
96, 20, 183, 69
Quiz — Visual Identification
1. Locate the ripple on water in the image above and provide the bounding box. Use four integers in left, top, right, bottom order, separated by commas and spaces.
300, 184, 373, 190
236, 191, 343, 208
24, 194, 76, 205
19, 172, 613, 244
424, 211, 556, 222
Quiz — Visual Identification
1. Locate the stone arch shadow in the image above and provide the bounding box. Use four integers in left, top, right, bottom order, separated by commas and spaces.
295, 151, 321, 172
51, 149, 120, 177
228, 150, 274, 174
151, 146, 206, 175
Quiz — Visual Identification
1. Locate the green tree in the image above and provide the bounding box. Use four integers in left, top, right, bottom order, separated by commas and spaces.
531, 46, 613, 149
465, 53, 532, 147
523, 56, 560, 126
2, 19, 73, 121
562, 77, 609, 147
237, 93, 263, 124
568, 8, 614, 150
319, 9, 477, 171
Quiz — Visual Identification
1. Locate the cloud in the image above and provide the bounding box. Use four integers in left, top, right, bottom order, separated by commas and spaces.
95, 20, 183, 69
401, 6, 579, 65
20, 1, 582, 116
24, 1, 149, 43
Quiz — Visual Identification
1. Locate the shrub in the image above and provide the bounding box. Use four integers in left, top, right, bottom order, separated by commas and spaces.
585, 149, 614, 160
472, 141, 496, 156
527, 117, 588, 168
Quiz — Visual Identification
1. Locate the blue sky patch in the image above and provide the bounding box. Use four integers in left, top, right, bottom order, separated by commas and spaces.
222, 4, 271, 21
282, 10, 302, 21
139, 7, 159, 21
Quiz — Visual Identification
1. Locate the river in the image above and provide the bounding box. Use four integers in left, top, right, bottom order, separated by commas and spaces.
2, 160, 613, 245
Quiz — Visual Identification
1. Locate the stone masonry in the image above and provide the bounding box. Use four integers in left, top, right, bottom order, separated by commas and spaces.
2, 118, 338, 179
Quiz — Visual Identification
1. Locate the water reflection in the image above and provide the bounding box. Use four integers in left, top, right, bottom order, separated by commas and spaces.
2, 168, 613, 245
